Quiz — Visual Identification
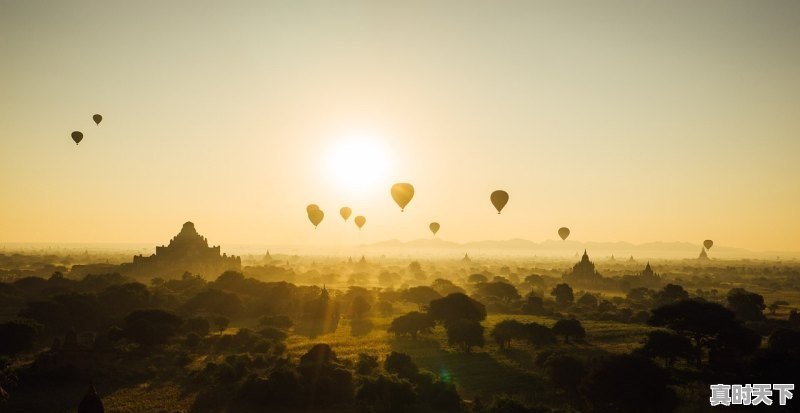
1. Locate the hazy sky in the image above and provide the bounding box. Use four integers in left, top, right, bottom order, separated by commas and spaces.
1, 1, 799, 252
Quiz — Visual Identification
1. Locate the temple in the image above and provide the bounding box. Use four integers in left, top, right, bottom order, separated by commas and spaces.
563, 250, 603, 286
123, 222, 241, 278
622, 261, 662, 289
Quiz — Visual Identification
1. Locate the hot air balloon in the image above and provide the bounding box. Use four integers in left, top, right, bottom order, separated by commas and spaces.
703, 240, 713, 250
490, 190, 509, 214
71, 131, 83, 145
308, 208, 324, 228
391, 183, 414, 212
558, 227, 570, 241
92, 114, 102, 125
354, 215, 366, 229
306, 204, 320, 214
340, 207, 352, 222
429, 222, 440, 236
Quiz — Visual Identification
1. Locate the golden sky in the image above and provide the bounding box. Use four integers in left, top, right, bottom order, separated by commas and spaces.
1, 1, 799, 252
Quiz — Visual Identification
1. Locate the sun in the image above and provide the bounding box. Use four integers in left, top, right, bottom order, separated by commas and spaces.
326, 134, 390, 193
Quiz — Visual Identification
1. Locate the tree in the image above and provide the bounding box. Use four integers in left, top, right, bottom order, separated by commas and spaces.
0, 321, 37, 356
123, 309, 183, 348
708, 322, 762, 367
430, 278, 465, 296
468, 273, 488, 284
428, 293, 486, 324
490, 319, 527, 350
401, 286, 442, 310
521, 295, 547, 315
583, 355, 678, 413
525, 322, 557, 346
355, 353, 379, 375
626, 287, 654, 305
726, 288, 766, 321
445, 319, 485, 353
551, 319, 585, 343
297, 344, 353, 406
384, 351, 419, 380
356, 374, 416, 411
550, 284, 574, 307
637, 330, 695, 367
388, 312, 436, 339
98, 282, 150, 316
18, 292, 103, 333
653, 284, 688, 307
545, 354, 586, 394
576, 292, 598, 309
648, 299, 738, 366
214, 316, 230, 335
350, 295, 371, 319
184, 288, 243, 318
474, 282, 521, 303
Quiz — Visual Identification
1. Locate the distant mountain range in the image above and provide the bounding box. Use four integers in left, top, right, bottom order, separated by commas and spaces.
364, 238, 796, 260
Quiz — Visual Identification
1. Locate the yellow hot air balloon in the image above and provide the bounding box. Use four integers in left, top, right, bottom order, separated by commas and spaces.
429, 222, 440, 236
391, 183, 414, 212
354, 215, 366, 229
306, 204, 320, 214
703, 240, 714, 250
340, 207, 352, 222
308, 208, 324, 228
71, 131, 83, 145
558, 227, 570, 241
490, 190, 509, 214
93, 114, 102, 125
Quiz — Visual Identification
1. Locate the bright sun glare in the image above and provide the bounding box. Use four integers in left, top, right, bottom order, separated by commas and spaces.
327, 134, 389, 193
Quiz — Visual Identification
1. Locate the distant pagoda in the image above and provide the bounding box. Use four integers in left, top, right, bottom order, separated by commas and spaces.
621, 261, 662, 289
698, 248, 709, 260
563, 250, 603, 285
124, 222, 241, 278
462, 253, 471, 262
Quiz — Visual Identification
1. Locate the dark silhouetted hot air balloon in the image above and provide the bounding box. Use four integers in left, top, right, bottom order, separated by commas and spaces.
558, 227, 570, 241
306, 204, 320, 214
308, 208, 324, 228
429, 222, 440, 236
92, 114, 102, 125
490, 190, 509, 214
340, 207, 352, 222
71, 131, 83, 145
703, 240, 713, 250
354, 215, 366, 229
391, 183, 414, 212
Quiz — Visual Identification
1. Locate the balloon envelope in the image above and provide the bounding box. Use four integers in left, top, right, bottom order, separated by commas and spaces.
429, 222, 440, 236
354, 215, 366, 229
306, 204, 320, 214
93, 114, 102, 125
71, 131, 83, 145
558, 227, 570, 241
391, 183, 414, 211
340, 207, 352, 221
308, 209, 324, 228
490, 190, 509, 214
703, 240, 713, 250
